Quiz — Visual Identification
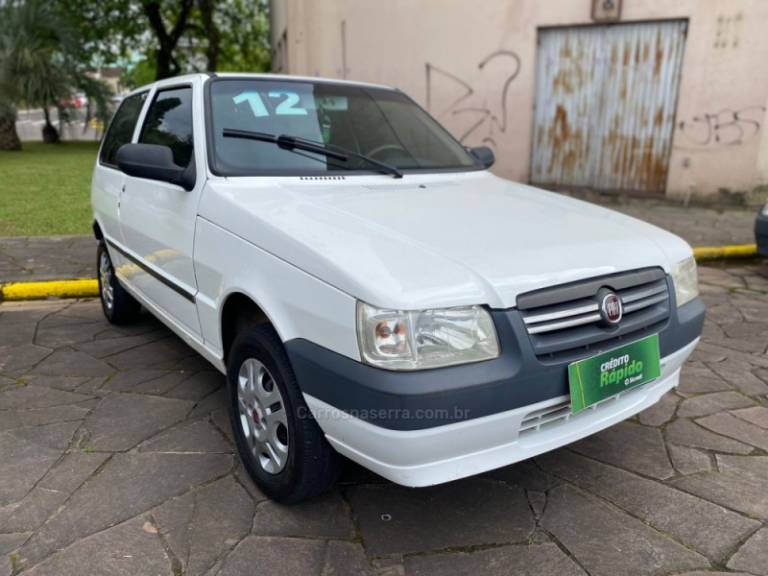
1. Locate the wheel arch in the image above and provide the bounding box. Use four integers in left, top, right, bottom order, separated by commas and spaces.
219, 290, 282, 365
92, 219, 104, 241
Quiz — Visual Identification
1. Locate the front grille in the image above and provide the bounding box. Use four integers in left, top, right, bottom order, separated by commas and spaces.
518, 399, 571, 435
517, 268, 670, 362
517, 380, 651, 437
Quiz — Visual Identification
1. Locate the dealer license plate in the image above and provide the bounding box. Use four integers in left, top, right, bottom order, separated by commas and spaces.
568, 334, 661, 414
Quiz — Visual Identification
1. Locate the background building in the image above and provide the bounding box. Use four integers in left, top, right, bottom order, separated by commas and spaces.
270, 0, 768, 202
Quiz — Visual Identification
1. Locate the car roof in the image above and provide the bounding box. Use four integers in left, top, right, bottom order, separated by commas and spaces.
125, 72, 396, 98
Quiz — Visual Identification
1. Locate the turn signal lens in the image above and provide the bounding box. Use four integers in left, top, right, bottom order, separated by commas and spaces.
671, 256, 699, 307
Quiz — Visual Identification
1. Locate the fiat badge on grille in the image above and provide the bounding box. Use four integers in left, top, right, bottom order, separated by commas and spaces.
600, 291, 623, 325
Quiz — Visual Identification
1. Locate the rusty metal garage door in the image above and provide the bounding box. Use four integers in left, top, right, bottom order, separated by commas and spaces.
531, 20, 687, 194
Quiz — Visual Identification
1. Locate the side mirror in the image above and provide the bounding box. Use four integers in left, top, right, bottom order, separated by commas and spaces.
469, 146, 495, 169
116, 143, 196, 191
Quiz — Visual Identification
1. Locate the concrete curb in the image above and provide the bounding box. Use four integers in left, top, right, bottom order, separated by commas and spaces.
0, 279, 99, 302
691, 243, 758, 261
0, 245, 761, 302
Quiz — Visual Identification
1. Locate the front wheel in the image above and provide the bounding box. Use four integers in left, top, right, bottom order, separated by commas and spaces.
97, 242, 141, 325
227, 325, 341, 503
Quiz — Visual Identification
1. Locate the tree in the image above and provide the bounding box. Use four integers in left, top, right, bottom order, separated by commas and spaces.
122, 58, 158, 89
142, 0, 196, 79
141, 0, 271, 79
203, 0, 271, 73
0, 0, 270, 150
197, 0, 220, 72
0, 0, 111, 148
0, 102, 21, 151
69, 0, 271, 88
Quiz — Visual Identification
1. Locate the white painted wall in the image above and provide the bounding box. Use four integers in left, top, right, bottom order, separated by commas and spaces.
270, 0, 768, 200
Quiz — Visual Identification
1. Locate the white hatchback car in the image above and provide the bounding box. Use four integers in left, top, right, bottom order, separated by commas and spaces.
91, 73, 704, 503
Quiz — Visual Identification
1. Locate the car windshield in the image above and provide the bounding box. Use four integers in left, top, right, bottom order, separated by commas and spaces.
207, 78, 478, 176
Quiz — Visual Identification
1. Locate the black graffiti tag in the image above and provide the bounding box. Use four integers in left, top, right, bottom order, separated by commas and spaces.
425, 50, 521, 149
678, 106, 765, 147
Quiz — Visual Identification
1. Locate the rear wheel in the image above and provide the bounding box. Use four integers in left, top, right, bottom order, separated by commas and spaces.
97, 242, 141, 325
227, 324, 340, 503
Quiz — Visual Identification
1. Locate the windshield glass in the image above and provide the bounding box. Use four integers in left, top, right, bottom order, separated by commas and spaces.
207, 78, 478, 176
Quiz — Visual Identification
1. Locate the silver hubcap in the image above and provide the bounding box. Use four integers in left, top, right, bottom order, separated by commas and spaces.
99, 251, 114, 311
237, 358, 289, 474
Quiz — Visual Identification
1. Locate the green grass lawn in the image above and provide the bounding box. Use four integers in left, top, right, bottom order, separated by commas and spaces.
0, 141, 99, 236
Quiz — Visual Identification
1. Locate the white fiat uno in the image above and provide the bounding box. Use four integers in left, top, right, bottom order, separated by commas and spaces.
91, 73, 704, 503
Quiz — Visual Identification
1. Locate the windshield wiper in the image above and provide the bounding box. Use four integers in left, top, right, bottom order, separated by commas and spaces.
222, 128, 403, 179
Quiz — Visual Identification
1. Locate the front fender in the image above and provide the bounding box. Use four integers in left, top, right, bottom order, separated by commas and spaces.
194, 216, 360, 363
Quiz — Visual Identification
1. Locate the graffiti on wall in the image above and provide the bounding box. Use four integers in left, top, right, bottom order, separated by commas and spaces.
713, 13, 743, 50
425, 50, 521, 149
677, 106, 766, 148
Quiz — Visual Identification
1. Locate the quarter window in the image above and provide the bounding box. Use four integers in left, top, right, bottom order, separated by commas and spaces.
140, 87, 194, 168
99, 92, 147, 167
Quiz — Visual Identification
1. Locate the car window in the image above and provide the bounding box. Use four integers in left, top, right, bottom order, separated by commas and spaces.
99, 92, 147, 167
208, 79, 477, 176
140, 86, 194, 168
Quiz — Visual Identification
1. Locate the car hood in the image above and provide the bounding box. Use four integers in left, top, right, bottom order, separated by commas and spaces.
200, 171, 692, 309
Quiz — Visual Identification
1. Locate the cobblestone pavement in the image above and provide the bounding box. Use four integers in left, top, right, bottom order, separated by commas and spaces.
0, 200, 759, 283
0, 263, 766, 576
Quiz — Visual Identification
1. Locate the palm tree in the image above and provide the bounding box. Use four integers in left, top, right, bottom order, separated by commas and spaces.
0, 102, 21, 151
0, 0, 110, 149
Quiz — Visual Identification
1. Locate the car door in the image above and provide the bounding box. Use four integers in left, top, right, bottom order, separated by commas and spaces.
117, 81, 203, 336
91, 91, 148, 245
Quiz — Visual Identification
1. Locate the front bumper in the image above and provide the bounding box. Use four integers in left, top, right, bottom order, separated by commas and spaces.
286, 294, 705, 431
289, 283, 703, 486
756, 209, 768, 257
304, 337, 697, 486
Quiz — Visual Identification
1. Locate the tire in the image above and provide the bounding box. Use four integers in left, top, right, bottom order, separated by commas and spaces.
97, 241, 142, 325
227, 324, 341, 503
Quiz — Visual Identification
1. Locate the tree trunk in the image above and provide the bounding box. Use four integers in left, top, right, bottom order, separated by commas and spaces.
198, 0, 220, 72
0, 109, 21, 151
41, 107, 60, 144
143, 0, 195, 80
155, 46, 174, 79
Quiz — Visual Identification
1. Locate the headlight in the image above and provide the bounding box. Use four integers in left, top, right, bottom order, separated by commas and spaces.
356, 302, 500, 370
671, 256, 699, 307
762, 203, 768, 216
